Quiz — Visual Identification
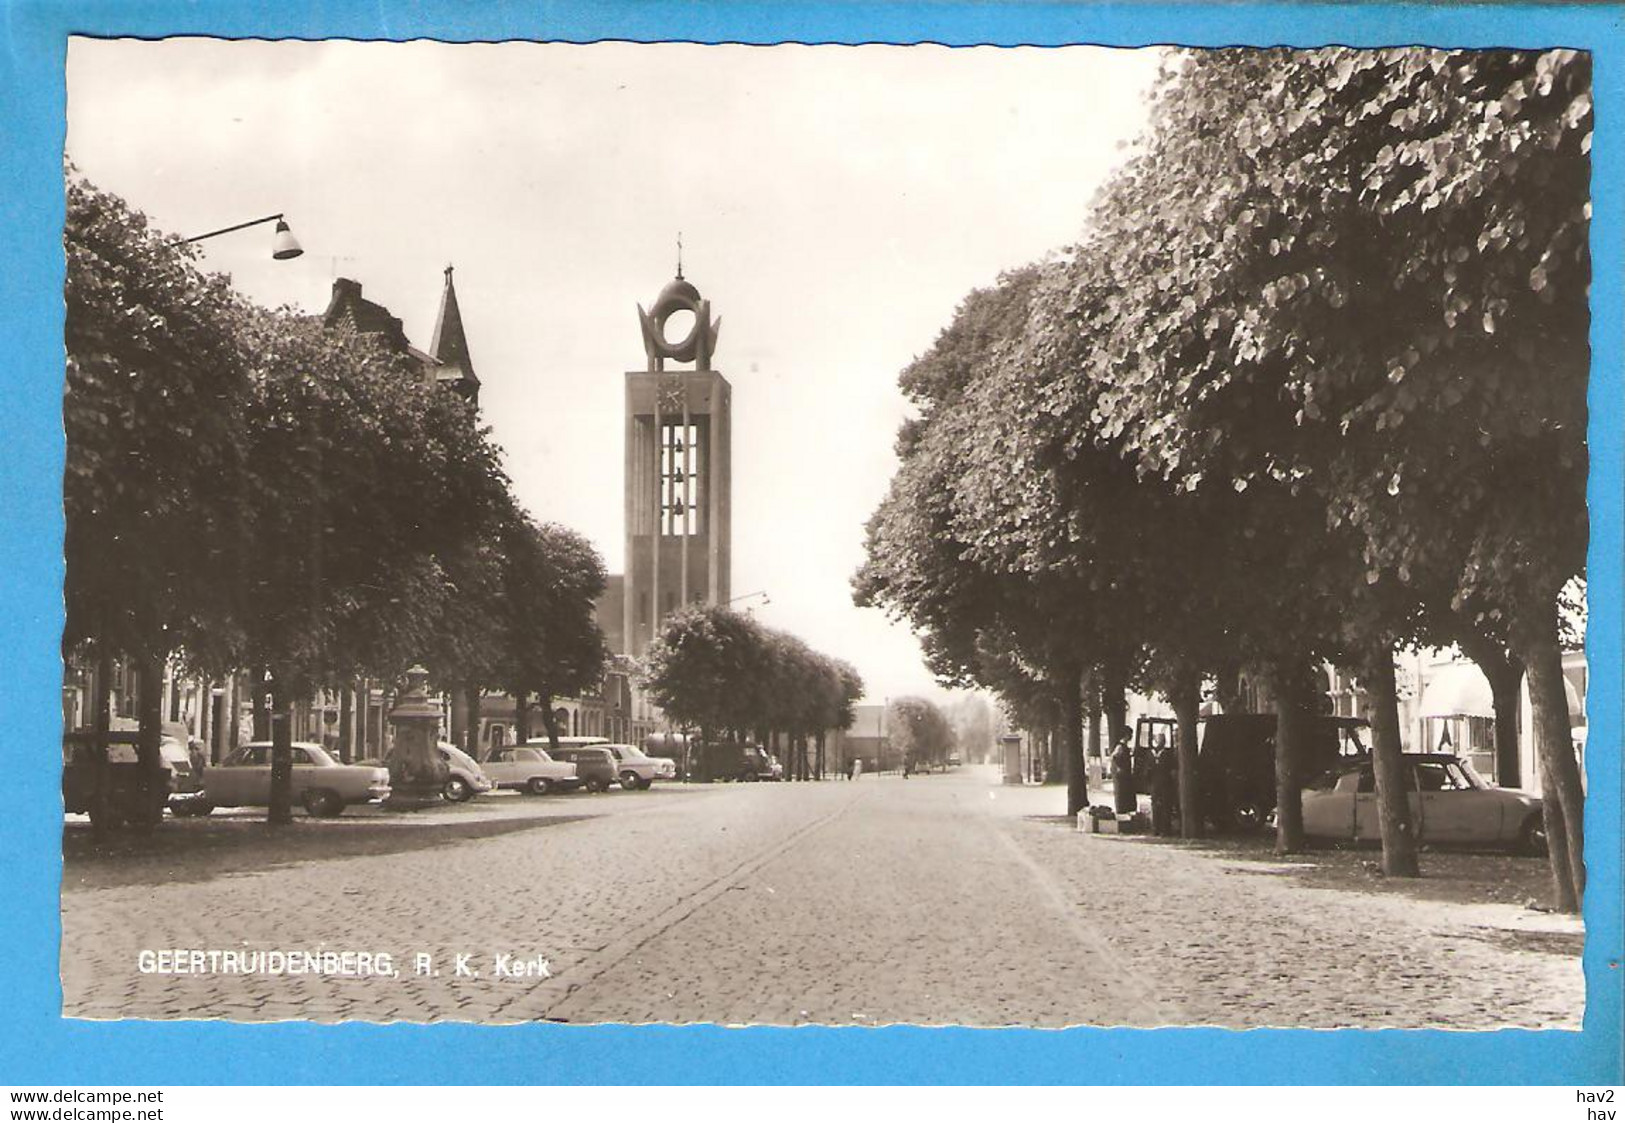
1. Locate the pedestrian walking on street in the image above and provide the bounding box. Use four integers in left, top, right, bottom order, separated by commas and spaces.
1111, 733, 1136, 815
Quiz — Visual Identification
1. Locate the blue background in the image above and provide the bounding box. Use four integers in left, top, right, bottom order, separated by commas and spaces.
2, 1, 1619, 1086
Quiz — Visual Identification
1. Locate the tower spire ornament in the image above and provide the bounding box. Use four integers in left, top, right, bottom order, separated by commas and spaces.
635, 258, 722, 372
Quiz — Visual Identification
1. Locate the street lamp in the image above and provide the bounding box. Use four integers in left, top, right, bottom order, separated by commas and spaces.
183, 213, 304, 260
724, 589, 770, 611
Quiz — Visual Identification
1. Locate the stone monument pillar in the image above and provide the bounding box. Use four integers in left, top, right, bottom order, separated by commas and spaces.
386, 666, 448, 809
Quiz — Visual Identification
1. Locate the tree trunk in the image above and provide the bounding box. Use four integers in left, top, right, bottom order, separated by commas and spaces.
1519, 616, 1584, 912
1102, 664, 1129, 748
89, 644, 113, 837
1454, 626, 1525, 788
1087, 675, 1103, 783
1213, 658, 1244, 714
1487, 664, 1524, 789
135, 652, 167, 829
1269, 660, 1310, 854
464, 684, 482, 757
537, 694, 561, 748
1057, 662, 1088, 816
514, 689, 531, 745
338, 681, 354, 764
251, 666, 270, 740
1171, 666, 1202, 839
449, 684, 468, 752
1364, 648, 1420, 877
356, 677, 369, 759
267, 669, 295, 826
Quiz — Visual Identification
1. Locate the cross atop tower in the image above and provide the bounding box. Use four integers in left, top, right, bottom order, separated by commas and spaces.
676, 232, 684, 281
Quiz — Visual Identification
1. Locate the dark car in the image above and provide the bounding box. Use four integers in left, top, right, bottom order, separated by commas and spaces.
547, 746, 617, 793
1196, 713, 1368, 832
690, 742, 779, 783
62, 729, 179, 830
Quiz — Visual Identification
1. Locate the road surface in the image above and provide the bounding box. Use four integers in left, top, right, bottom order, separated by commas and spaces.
61, 767, 1583, 1027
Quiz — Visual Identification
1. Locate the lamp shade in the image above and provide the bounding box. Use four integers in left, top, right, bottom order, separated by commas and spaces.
271, 218, 304, 260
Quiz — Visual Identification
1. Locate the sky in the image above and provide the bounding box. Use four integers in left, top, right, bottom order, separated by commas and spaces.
65, 39, 1163, 704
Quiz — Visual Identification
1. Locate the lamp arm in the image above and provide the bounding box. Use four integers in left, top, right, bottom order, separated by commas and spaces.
183, 213, 285, 244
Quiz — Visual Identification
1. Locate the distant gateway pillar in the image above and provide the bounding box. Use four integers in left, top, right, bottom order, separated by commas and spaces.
623, 269, 732, 656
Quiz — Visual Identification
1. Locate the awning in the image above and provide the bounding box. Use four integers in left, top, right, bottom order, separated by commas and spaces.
1419, 663, 1495, 718
1419, 660, 1583, 719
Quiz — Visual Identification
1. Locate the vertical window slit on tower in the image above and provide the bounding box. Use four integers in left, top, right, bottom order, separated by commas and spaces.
660, 421, 699, 536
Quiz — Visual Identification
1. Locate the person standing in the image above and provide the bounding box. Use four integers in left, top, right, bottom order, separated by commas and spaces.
1111, 732, 1136, 815
1150, 740, 1177, 836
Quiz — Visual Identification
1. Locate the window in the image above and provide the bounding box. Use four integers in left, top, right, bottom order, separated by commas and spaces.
1306, 770, 1340, 792
660, 421, 700, 536
1416, 762, 1467, 792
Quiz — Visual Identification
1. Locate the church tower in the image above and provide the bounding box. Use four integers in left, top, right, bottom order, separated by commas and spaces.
622, 264, 732, 656
429, 265, 480, 404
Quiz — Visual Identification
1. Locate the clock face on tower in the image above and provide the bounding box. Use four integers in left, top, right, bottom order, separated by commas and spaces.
658, 374, 685, 415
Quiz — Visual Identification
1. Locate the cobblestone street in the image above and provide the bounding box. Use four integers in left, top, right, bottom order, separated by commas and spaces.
61, 767, 1584, 1028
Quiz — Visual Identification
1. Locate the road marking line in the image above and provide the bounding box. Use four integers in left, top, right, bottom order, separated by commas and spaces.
984, 817, 1186, 1026
511, 787, 869, 1021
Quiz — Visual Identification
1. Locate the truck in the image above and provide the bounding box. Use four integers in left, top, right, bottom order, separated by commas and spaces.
1131, 712, 1369, 833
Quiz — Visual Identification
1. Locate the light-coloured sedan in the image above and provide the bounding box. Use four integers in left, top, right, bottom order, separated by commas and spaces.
481, 745, 578, 795
603, 743, 676, 789
438, 742, 494, 802
200, 741, 391, 817
1301, 754, 1545, 854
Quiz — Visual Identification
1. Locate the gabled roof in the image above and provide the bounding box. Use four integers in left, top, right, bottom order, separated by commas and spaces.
429, 265, 478, 388
321, 277, 411, 353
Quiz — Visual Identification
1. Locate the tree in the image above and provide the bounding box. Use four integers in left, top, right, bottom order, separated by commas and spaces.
232, 306, 482, 821
855, 267, 1107, 815
886, 696, 955, 772
496, 518, 609, 749
640, 606, 861, 781
1068, 48, 1589, 900
64, 173, 249, 826
640, 605, 765, 752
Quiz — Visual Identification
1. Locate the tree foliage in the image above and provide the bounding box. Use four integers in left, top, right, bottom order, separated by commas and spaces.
64, 173, 247, 670
639, 605, 864, 751
885, 696, 956, 770
497, 517, 610, 745
62, 174, 614, 825
856, 48, 1590, 905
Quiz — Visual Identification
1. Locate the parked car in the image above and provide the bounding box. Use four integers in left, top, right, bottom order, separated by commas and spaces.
601, 743, 676, 789
61, 730, 176, 830
1302, 753, 1546, 854
688, 741, 780, 782
438, 742, 494, 802
198, 741, 391, 817
481, 745, 579, 794
542, 744, 618, 792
